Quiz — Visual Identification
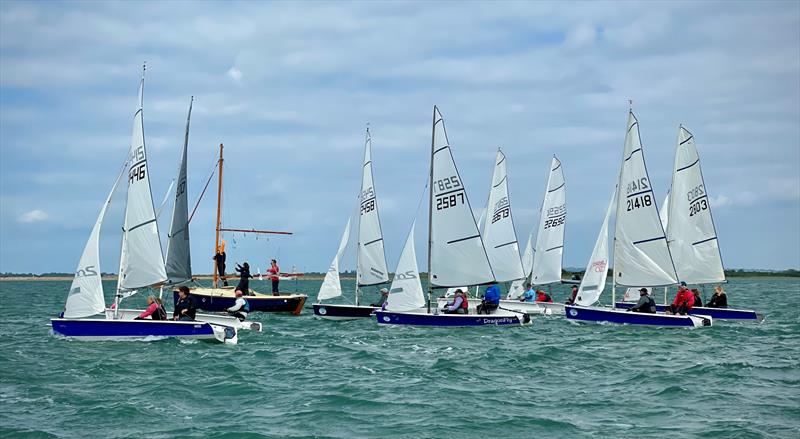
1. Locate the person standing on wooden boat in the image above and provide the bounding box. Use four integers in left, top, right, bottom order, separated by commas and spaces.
442, 290, 468, 314
565, 285, 578, 305
535, 289, 553, 303
370, 288, 389, 307
135, 296, 167, 320
226, 289, 250, 321
629, 288, 656, 313
213, 240, 228, 286
667, 282, 695, 315
706, 285, 728, 308
692, 288, 703, 307
268, 259, 280, 295
172, 286, 197, 321
235, 262, 252, 295
477, 283, 501, 314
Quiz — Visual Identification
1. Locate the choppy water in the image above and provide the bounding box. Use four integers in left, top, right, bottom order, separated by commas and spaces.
1, 278, 798, 438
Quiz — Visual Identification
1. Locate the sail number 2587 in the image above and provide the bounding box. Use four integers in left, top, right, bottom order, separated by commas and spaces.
435, 175, 464, 210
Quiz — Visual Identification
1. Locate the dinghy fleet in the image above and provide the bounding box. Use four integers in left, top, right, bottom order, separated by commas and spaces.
51, 68, 762, 344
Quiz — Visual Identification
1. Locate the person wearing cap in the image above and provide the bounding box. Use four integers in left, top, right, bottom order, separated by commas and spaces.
226, 289, 250, 321
629, 288, 656, 313
173, 286, 197, 321
667, 281, 695, 315
477, 283, 501, 314
370, 288, 390, 308
565, 285, 578, 305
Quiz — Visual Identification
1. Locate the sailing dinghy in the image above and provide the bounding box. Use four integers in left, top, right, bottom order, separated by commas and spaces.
375, 107, 530, 327
313, 128, 391, 320
565, 111, 712, 327
111, 98, 261, 332
614, 126, 762, 321
51, 68, 237, 343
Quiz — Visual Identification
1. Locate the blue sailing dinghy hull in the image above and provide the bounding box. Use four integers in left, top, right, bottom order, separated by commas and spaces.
50, 318, 236, 342
613, 302, 762, 321
564, 305, 712, 327
313, 304, 377, 320
374, 310, 530, 327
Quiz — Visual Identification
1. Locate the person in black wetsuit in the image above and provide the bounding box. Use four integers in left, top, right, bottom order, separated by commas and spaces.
235, 262, 253, 295
629, 288, 656, 313
213, 242, 228, 287
173, 286, 197, 321
692, 288, 703, 307
706, 285, 728, 308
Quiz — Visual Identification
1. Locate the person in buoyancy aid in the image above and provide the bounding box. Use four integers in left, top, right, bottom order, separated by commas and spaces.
535, 290, 553, 303
565, 285, 578, 305
135, 296, 167, 320
477, 283, 501, 314
668, 282, 694, 315
235, 262, 253, 296
629, 288, 656, 313
706, 285, 728, 308
226, 289, 250, 321
691, 288, 703, 307
173, 286, 197, 321
443, 290, 469, 314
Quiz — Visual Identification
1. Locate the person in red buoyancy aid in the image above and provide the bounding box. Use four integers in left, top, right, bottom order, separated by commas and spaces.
535, 290, 553, 303
668, 282, 695, 315
443, 290, 468, 314
268, 259, 280, 296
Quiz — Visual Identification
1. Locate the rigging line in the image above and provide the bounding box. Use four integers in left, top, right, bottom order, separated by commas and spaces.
188, 158, 219, 223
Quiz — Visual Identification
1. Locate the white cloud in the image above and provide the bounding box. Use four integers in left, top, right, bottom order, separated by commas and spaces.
227, 66, 242, 82
18, 210, 48, 223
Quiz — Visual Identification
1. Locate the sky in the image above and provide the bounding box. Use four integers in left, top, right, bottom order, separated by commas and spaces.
1, 0, 798, 276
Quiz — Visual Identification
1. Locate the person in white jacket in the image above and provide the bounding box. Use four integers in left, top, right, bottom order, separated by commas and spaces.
227, 289, 249, 321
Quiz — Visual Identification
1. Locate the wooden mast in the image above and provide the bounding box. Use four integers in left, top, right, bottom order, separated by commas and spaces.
213, 143, 224, 288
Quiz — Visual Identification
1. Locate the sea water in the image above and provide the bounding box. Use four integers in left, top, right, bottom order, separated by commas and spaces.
0, 278, 798, 438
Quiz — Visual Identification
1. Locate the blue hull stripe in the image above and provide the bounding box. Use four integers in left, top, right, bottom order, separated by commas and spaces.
374, 311, 523, 326
51, 319, 217, 338
564, 306, 709, 327
613, 302, 760, 320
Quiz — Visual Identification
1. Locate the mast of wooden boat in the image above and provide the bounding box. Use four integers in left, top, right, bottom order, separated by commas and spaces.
213, 143, 224, 288
427, 106, 436, 314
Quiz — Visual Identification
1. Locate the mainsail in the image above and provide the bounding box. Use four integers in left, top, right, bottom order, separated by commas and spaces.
613, 111, 677, 287
386, 222, 426, 312
482, 149, 524, 282
666, 126, 725, 284
64, 165, 127, 318
356, 128, 389, 287
317, 218, 351, 301
508, 231, 534, 299
575, 189, 615, 306
530, 156, 566, 285
428, 106, 495, 287
165, 97, 193, 285
118, 71, 168, 290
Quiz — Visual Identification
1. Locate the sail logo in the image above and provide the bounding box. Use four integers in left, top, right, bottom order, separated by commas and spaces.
591, 260, 607, 273
394, 270, 417, 280
483, 317, 516, 324
76, 265, 98, 278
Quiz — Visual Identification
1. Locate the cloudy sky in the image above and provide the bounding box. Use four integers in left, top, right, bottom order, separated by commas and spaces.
1, 0, 798, 276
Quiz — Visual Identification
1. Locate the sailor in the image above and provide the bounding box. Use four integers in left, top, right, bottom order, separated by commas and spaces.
235, 262, 253, 295
706, 285, 728, 308
535, 290, 553, 303
629, 288, 656, 313
213, 240, 228, 286
135, 296, 167, 320
173, 286, 197, 321
226, 289, 250, 321
691, 288, 703, 307
477, 283, 501, 314
565, 285, 578, 305
520, 282, 536, 302
442, 289, 468, 314
268, 259, 281, 296
370, 288, 390, 307
668, 281, 694, 315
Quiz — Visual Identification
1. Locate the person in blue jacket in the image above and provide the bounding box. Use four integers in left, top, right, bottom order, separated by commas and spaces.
477, 282, 501, 314
520, 282, 536, 302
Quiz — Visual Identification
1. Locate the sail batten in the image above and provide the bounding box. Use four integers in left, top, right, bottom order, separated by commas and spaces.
482, 149, 524, 282
530, 156, 566, 285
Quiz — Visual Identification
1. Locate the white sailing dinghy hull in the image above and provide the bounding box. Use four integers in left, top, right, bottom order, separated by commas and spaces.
565, 305, 711, 328
105, 308, 262, 331
435, 297, 548, 315
374, 309, 531, 327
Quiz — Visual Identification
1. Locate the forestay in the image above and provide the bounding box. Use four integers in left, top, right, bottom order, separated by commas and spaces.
357, 128, 390, 287
64, 166, 127, 318
318, 218, 351, 301
386, 222, 426, 312
482, 149, 525, 282
530, 156, 566, 285
666, 126, 725, 284
613, 111, 677, 287
119, 74, 168, 290
575, 189, 615, 306
428, 107, 495, 287
165, 98, 193, 285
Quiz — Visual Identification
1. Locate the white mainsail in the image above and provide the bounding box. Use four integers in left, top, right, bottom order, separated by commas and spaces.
428, 106, 495, 287
118, 72, 168, 290
575, 189, 616, 306
613, 111, 677, 287
356, 128, 390, 287
165, 97, 193, 285
508, 231, 534, 299
482, 149, 525, 282
666, 126, 725, 284
530, 156, 566, 285
317, 218, 351, 301
64, 165, 127, 318
660, 192, 670, 230
386, 222, 426, 312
